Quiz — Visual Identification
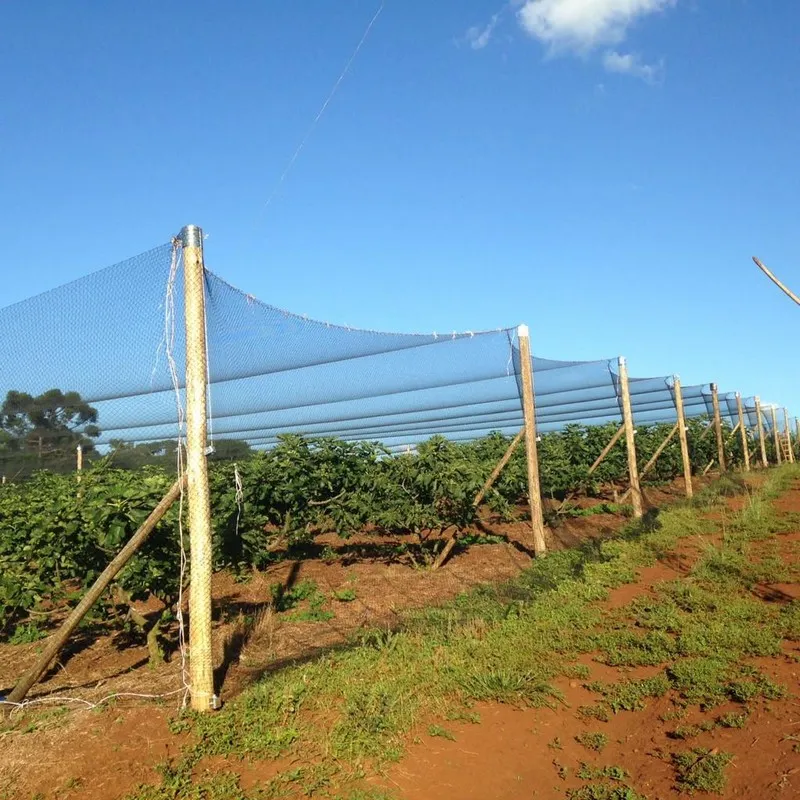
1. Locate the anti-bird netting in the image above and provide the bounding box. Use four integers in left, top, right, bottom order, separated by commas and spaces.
0, 242, 758, 476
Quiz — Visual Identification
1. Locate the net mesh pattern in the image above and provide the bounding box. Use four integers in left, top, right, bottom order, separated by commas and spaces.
0, 242, 777, 471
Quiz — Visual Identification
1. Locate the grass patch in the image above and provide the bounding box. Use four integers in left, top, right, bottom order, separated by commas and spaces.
586, 674, 670, 713
672, 748, 733, 794
119, 468, 797, 798
575, 731, 609, 752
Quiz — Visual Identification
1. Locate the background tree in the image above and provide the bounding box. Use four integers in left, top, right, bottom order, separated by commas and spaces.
0, 389, 100, 478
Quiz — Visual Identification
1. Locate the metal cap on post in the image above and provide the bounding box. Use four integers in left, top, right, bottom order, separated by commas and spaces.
179, 224, 218, 712
618, 357, 643, 518
516, 324, 547, 557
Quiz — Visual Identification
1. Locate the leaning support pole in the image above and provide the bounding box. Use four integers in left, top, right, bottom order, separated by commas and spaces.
517, 325, 547, 556
618, 357, 643, 518
673, 377, 693, 498
180, 224, 217, 712
5, 475, 187, 710
755, 397, 768, 467
473, 427, 524, 508
710, 383, 726, 472
736, 393, 750, 472
771, 405, 782, 466
784, 408, 795, 464
619, 423, 678, 503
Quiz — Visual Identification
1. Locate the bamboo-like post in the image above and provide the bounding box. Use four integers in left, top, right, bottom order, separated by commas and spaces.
771, 405, 782, 466
473, 428, 524, 508
517, 325, 547, 556
5, 475, 187, 710
673, 377, 693, 498
618, 357, 643, 518
755, 397, 768, 467
710, 383, 726, 472
76, 444, 83, 472
736, 393, 750, 472
796, 417, 800, 445
180, 225, 217, 712
784, 408, 795, 464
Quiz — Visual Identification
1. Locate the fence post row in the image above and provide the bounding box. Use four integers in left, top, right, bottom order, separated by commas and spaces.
755, 397, 769, 468
736, 393, 750, 472
710, 383, 726, 472
770, 405, 782, 466
618, 357, 643, 518
180, 224, 217, 712
517, 325, 547, 556
673, 377, 693, 498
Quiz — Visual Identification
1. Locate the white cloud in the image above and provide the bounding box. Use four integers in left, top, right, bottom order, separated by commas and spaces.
517, 0, 675, 52
465, 13, 502, 50
602, 49, 663, 81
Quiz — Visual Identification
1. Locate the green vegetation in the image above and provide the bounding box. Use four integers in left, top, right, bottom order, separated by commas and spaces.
575, 731, 609, 752
1, 417, 761, 636
672, 748, 733, 794
114, 466, 800, 799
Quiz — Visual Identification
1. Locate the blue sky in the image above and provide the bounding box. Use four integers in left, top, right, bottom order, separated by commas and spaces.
1, 1, 798, 417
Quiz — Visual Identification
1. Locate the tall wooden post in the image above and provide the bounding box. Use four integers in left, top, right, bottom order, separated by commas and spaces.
770, 405, 782, 465
796, 417, 800, 447
673, 376, 693, 498
618, 357, 643, 518
755, 397, 768, 468
783, 408, 795, 464
517, 325, 547, 556
710, 383, 726, 472
180, 224, 217, 712
736, 393, 750, 472
76, 444, 83, 472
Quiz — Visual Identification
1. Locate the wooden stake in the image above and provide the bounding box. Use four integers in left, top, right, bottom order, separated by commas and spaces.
5, 475, 187, 710
673, 377, 693, 498
76, 445, 83, 472
618, 357, 643, 518
181, 225, 216, 712
755, 397, 768, 467
736, 393, 750, 472
473, 428, 524, 508
771, 405, 782, 465
702, 459, 715, 476
753, 257, 800, 305
517, 325, 547, 556
784, 408, 795, 464
710, 383, 726, 472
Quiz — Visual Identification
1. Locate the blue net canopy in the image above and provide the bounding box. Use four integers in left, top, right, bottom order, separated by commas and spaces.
0, 241, 750, 461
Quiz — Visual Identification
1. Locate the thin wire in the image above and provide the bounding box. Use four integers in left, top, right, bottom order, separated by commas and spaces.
165, 241, 192, 706
258, 1, 385, 218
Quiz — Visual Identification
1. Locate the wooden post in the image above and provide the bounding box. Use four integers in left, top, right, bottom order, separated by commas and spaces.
5, 475, 187, 709
673, 377, 693, 498
473, 428, 524, 508
755, 396, 768, 467
771, 405, 782, 465
180, 225, 217, 712
517, 325, 547, 556
784, 408, 795, 464
736, 393, 750, 472
710, 383, 726, 472
76, 445, 83, 472
618, 357, 643, 518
